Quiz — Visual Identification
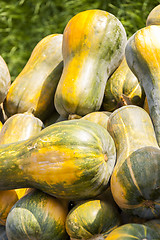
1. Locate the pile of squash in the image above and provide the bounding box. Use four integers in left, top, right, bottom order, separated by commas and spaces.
1, 4, 160, 240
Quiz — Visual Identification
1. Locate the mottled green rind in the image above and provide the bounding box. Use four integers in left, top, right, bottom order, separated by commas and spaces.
106, 223, 159, 239
6, 190, 69, 240
0, 119, 116, 200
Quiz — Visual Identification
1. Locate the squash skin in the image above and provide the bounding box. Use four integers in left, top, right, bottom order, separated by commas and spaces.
102, 57, 145, 112
54, 9, 127, 117
105, 223, 159, 240
146, 4, 160, 26
0, 56, 11, 104
0, 225, 8, 240
144, 219, 160, 235
66, 199, 121, 239
0, 119, 116, 200
125, 25, 160, 147
0, 110, 43, 225
107, 105, 160, 219
4, 34, 63, 121
6, 189, 69, 240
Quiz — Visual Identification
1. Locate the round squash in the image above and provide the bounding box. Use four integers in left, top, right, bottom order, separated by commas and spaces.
107, 105, 160, 219
105, 223, 159, 240
0, 56, 11, 104
6, 189, 69, 240
66, 198, 121, 239
146, 4, 160, 26
0, 119, 116, 200
125, 25, 160, 147
102, 57, 145, 112
4, 34, 63, 121
0, 110, 43, 225
54, 9, 127, 117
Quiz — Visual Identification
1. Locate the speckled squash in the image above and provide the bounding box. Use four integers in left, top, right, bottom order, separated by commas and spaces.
6, 189, 69, 240
146, 4, 160, 26
0, 110, 43, 225
54, 9, 127, 117
102, 57, 145, 112
105, 223, 159, 240
125, 25, 160, 147
0, 56, 11, 104
0, 119, 116, 200
107, 105, 160, 219
66, 198, 121, 239
4, 34, 63, 121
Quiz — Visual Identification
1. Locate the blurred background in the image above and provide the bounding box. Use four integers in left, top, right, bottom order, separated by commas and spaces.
0, 0, 160, 82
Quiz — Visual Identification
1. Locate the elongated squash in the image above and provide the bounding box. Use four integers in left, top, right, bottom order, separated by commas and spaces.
4, 34, 63, 121
125, 25, 160, 147
0, 119, 116, 200
107, 105, 160, 219
54, 9, 127, 117
102, 57, 145, 112
66, 198, 121, 239
0, 56, 11, 104
6, 189, 69, 240
105, 223, 159, 240
0, 110, 43, 225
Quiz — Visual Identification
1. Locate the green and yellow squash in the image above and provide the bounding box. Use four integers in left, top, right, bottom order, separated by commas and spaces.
125, 25, 160, 147
4, 34, 63, 121
146, 4, 160, 26
54, 9, 127, 117
144, 219, 160, 235
107, 105, 160, 219
105, 223, 159, 240
102, 57, 145, 112
6, 189, 69, 240
0, 110, 43, 225
66, 198, 121, 239
0, 119, 116, 200
0, 56, 11, 104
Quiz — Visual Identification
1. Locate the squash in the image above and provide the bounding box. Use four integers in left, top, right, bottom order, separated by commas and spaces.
4, 34, 63, 121
0, 119, 116, 200
105, 223, 159, 240
65, 198, 121, 239
54, 9, 127, 117
0, 225, 8, 240
125, 25, 160, 147
107, 105, 160, 219
146, 4, 160, 26
0, 110, 43, 225
144, 219, 160, 235
6, 189, 69, 240
102, 57, 145, 112
0, 56, 11, 104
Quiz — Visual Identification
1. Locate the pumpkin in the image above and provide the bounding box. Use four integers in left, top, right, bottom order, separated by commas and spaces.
146, 4, 160, 26
107, 105, 160, 219
125, 25, 160, 147
6, 189, 69, 240
0, 119, 116, 200
0, 56, 11, 104
105, 223, 159, 240
0, 110, 43, 225
4, 34, 63, 121
102, 57, 145, 112
54, 9, 127, 117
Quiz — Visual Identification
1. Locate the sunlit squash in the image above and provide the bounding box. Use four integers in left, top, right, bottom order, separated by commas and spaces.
0, 56, 11, 105
102, 57, 145, 112
107, 105, 160, 219
125, 25, 160, 147
54, 9, 127, 117
0, 110, 43, 225
146, 4, 160, 26
4, 34, 63, 121
105, 223, 159, 240
6, 189, 69, 240
0, 119, 116, 200
66, 198, 121, 239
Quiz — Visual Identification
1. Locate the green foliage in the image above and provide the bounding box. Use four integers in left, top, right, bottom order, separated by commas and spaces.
0, 0, 160, 81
